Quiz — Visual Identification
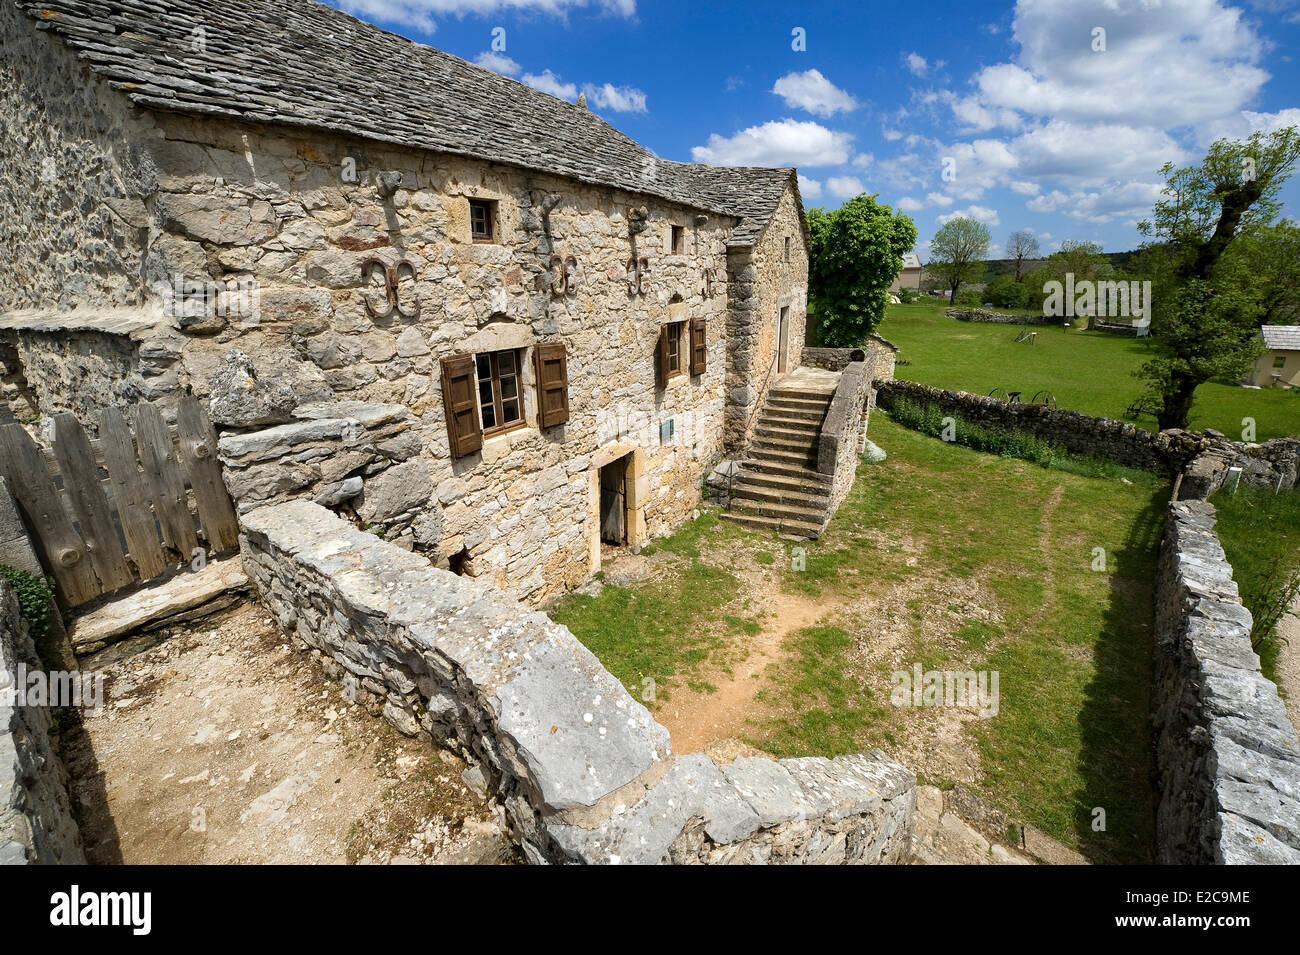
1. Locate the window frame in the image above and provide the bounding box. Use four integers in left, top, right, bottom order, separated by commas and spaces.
665, 321, 685, 378
1274, 355, 1288, 369
469, 199, 496, 243
670, 225, 685, 254
475, 348, 526, 437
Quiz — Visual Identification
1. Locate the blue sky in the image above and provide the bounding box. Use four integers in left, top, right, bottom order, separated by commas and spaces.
330, 0, 1300, 260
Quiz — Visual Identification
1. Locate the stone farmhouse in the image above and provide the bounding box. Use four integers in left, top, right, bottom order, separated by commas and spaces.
0, 0, 886, 605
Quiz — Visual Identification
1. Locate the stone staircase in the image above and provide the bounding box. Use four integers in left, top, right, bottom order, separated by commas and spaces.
720, 368, 839, 538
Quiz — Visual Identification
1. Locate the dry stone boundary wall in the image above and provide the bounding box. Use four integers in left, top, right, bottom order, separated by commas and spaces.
1153, 501, 1300, 864
240, 498, 916, 864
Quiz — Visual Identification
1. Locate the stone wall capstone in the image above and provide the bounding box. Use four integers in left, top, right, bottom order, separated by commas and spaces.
0, 579, 85, 865
1153, 500, 1300, 864
239, 498, 917, 864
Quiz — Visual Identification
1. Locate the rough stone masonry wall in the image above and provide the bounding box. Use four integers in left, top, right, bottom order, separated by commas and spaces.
0, 579, 85, 865
240, 498, 916, 865
876, 379, 1214, 473
947, 307, 1058, 326
1153, 500, 1300, 864
813, 339, 897, 519
1177, 437, 1300, 500
723, 188, 808, 452
0, 1, 153, 311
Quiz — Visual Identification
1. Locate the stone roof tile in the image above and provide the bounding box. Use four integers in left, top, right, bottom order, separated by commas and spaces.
18, 0, 796, 246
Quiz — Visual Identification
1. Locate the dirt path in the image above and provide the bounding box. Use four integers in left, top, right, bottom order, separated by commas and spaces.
658, 587, 833, 754
63, 601, 511, 865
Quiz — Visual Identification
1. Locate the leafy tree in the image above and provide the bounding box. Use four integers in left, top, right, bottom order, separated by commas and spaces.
1024, 240, 1111, 313
1220, 219, 1300, 327
1136, 126, 1300, 430
928, 217, 990, 299
986, 273, 1030, 309
1006, 230, 1040, 281
806, 194, 917, 346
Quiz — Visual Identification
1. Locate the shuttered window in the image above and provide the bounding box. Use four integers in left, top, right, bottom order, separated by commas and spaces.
534, 343, 570, 428
657, 321, 688, 386
441, 355, 483, 459
690, 316, 706, 375
476, 349, 524, 437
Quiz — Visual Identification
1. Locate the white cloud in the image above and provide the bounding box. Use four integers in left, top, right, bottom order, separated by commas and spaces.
691, 119, 854, 167
851, 153, 875, 169
827, 176, 866, 200
335, 0, 637, 33
583, 82, 647, 113
925, 192, 955, 207
896, 197, 924, 211
772, 69, 859, 117
473, 51, 521, 76
882, 127, 904, 142
1025, 181, 1164, 224
937, 205, 1001, 227
798, 175, 823, 200
1008, 180, 1040, 196
522, 69, 578, 101
906, 53, 928, 77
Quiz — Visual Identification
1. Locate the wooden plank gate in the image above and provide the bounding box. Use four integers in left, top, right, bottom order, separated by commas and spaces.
0, 396, 239, 608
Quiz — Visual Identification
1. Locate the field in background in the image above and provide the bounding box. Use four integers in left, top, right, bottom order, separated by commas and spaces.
879, 301, 1300, 441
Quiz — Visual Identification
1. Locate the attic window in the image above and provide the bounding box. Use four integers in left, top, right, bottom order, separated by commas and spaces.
470, 199, 496, 242
670, 225, 685, 254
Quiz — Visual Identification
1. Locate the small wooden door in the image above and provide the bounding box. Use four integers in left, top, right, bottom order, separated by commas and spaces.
778, 306, 790, 373
600, 458, 626, 545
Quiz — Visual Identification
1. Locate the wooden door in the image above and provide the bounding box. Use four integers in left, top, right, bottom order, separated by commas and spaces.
599, 458, 626, 545
778, 306, 789, 373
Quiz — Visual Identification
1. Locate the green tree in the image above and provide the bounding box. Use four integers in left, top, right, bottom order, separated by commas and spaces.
807, 194, 917, 346
1220, 219, 1300, 327
1136, 126, 1300, 430
928, 217, 990, 299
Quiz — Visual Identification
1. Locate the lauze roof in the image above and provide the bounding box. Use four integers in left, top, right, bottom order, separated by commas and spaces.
16, 0, 798, 246
1262, 326, 1300, 352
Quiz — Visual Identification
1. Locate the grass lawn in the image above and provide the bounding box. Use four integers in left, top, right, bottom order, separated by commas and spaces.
879, 301, 1300, 441
553, 413, 1167, 863
1209, 487, 1300, 684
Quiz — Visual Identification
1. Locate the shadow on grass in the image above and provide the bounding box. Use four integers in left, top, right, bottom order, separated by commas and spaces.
1073, 489, 1167, 864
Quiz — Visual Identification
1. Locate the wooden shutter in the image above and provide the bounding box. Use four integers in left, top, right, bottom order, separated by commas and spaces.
657, 324, 670, 387
441, 355, 482, 459
690, 316, 707, 375
534, 342, 570, 428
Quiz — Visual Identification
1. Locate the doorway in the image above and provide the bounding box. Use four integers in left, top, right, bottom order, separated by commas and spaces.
599, 455, 629, 545
777, 306, 789, 373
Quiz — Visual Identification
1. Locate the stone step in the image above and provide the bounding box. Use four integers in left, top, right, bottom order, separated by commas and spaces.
761, 404, 827, 424
731, 498, 827, 524
752, 433, 819, 454
755, 420, 820, 440
759, 414, 821, 432
770, 388, 835, 403
748, 446, 818, 467
768, 393, 832, 409
739, 460, 833, 484
734, 466, 834, 492
719, 510, 823, 539
731, 480, 830, 509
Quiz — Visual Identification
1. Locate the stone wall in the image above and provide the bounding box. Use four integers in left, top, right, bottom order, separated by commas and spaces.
240, 498, 916, 864
947, 308, 1058, 326
723, 188, 809, 451
1177, 438, 1300, 500
813, 339, 896, 518
1153, 500, 1300, 864
876, 379, 1213, 473
0, 310, 185, 427
0, 1, 152, 311
0, 579, 85, 865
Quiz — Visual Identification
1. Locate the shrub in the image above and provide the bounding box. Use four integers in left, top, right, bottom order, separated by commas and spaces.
953, 287, 983, 308
897, 287, 920, 304
986, 274, 1031, 309
0, 564, 55, 646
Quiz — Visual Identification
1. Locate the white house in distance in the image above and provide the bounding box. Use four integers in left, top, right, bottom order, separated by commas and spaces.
1245, 326, 1300, 388
888, 253, 923, 293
